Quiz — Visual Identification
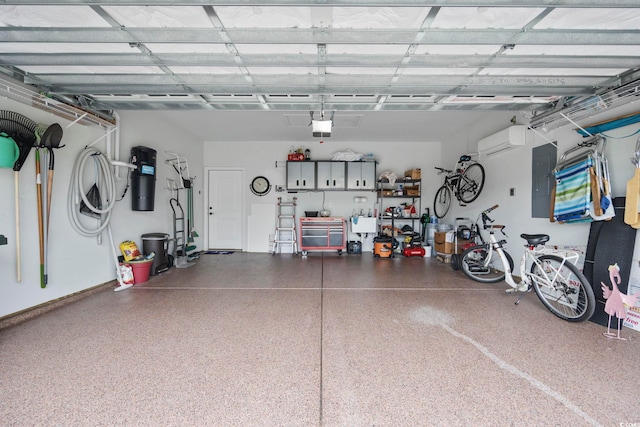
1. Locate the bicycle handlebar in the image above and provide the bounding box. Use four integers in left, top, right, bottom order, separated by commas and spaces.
483, 204, 499, 214
479, 204, 506, 234
479, 204, 508, 237
434, 166, 452, 175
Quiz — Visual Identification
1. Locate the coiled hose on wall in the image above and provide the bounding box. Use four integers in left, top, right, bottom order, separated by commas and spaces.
67, 147, 117, 236
67, 147, 131, 291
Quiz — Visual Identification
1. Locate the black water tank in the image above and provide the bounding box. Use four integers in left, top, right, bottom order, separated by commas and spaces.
131, 146, 157, 211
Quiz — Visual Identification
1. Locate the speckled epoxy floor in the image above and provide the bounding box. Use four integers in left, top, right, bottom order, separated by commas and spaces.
1, 252, 639, 426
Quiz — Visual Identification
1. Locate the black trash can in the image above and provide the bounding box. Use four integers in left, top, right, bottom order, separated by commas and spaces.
142, 233, 170, 275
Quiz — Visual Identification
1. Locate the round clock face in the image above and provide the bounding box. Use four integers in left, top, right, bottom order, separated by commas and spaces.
250, 176, 271, 196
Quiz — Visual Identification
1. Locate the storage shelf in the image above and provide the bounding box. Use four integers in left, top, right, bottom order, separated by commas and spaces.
377, 177, 422, 241
378, 178, 421, 184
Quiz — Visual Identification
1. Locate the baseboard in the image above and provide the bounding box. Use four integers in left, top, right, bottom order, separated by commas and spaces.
0, 281, 114, 331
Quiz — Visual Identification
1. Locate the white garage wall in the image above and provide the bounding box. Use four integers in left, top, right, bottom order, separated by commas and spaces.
443, 103, 640, 265
0, 104, 204, 318
203, 139, 443, 252
1, 98, 116, 316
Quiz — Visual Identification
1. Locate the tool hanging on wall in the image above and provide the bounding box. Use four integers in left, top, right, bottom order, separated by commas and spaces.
42, 124, 63, 230
34, 144, 45, 287
1, 110, 36, 283
68, 147, 137, 292
33, 123, 63, 287
0, 111, 64, 287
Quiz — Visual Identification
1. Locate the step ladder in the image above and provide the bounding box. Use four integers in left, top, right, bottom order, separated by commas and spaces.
272, 197, 298, 254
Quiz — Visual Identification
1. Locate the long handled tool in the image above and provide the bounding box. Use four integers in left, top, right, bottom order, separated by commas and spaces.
41, 123, 63, 229
1, 111, 37, 283
35, 147, 45, 288
37, 123, 63, 286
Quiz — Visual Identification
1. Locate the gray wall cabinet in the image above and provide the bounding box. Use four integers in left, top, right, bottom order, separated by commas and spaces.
317, 161, 346, 190
287, 161, 316, 190
287, 161, 376, 192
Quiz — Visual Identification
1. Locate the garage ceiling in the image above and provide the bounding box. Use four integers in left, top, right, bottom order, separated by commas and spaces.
1, 1, 639, 126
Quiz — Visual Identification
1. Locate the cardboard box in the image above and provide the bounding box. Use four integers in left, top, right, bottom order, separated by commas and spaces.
404, 168, 421, 180
434, 231, 454, 254
404, 185, 419, 196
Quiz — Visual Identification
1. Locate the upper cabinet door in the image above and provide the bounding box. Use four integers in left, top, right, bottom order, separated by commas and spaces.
317, 161, 346, 190
347, 162, 376, 190
287, 161, 316, 190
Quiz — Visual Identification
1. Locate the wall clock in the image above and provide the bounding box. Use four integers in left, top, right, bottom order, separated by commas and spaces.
250, 176, 271, 196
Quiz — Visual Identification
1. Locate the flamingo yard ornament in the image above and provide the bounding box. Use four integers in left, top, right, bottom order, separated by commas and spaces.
600, 263, 640, 340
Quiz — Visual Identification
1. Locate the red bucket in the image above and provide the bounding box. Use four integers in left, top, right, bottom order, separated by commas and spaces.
127, 259, 153, 284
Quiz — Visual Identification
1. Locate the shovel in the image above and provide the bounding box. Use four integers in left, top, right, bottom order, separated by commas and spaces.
34, 147, 46, 288
41, 123, 63, 231
35, 123, 63, 287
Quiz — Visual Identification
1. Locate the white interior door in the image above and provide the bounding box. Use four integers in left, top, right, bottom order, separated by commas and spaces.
207, 169, 243, 250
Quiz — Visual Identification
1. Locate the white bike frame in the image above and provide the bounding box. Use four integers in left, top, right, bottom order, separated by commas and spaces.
484, 226, 581, 294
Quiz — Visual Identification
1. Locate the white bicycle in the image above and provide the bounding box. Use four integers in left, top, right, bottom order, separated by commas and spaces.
459, 205, 596, 322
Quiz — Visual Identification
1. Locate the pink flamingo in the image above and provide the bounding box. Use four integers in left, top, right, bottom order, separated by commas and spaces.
600, 263, 640, 340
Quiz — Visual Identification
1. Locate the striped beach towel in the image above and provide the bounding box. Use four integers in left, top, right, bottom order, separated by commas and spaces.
554, 158, 592, 223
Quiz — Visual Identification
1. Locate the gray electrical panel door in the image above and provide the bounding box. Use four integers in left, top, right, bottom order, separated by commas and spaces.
531, 143, 557, 218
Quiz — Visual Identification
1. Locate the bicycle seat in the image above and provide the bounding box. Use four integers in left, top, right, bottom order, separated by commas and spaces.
520, 233, 549, 246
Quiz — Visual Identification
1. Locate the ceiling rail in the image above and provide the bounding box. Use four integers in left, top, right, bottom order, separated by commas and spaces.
1, 0, 639, 6
0, 75, 115, 127
529, 77, 640, 131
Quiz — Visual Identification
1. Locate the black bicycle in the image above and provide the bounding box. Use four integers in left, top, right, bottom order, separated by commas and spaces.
433, 155, 485, 218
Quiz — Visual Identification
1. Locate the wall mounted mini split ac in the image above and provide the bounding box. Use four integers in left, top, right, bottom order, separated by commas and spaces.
477, 125, 529, 157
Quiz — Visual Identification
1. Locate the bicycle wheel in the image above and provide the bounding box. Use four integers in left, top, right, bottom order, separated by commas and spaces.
457, 163, 485, 203
433, 185, 451, 218
529, 255, 596, 322
459, 244, 514, 283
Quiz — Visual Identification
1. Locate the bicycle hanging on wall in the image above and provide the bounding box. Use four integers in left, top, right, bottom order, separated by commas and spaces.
433, 155, 485, 218
459, 205, 595, 322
